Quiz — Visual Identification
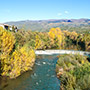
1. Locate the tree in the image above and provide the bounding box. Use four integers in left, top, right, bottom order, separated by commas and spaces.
48, 27, 65, 49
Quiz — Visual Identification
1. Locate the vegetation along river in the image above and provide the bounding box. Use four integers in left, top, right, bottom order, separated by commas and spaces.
0, 55, 60, 90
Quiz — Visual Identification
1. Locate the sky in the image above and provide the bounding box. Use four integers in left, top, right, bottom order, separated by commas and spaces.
0, 0, 90, 23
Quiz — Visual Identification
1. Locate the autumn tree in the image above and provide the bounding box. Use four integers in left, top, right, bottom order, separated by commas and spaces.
48, 27, 65, 49
35, 35, 42, 49
0, 28, 35, 78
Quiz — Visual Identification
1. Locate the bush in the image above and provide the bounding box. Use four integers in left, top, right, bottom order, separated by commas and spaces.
56, 54, 90, 90
0, 28, 35, 78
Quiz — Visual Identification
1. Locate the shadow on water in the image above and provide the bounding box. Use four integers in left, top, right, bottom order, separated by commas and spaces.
0, 60, 10, 90
0, 55, 60, 90
0, 68, 36, 90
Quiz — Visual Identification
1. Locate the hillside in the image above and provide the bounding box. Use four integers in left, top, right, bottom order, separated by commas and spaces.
5, 19, 90, 33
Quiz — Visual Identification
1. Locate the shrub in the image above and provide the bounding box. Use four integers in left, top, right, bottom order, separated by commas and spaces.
56, 54, 90, 90
0, 28, 35, 78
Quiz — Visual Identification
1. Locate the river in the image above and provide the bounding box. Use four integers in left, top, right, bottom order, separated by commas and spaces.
0, 50, 90, 90
0, 55, 60, 90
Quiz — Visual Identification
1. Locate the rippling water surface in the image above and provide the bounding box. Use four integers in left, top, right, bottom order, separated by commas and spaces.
0, 55, 60, 90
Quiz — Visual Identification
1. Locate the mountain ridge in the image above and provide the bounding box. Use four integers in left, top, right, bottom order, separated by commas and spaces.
4, 19, 90, 32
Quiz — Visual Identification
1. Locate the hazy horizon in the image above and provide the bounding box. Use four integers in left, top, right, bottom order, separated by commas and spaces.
0, 0, 90, 23
1, 18, 89, 24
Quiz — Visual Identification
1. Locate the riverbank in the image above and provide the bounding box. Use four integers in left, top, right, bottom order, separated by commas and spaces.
56, 53, 90, 90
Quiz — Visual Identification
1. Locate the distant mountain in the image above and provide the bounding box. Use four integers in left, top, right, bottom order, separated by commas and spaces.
5, 19, 90, 32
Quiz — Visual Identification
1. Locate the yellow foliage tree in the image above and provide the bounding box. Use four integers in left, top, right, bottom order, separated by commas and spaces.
0, 27, 15, 58
48, 27, 65, 49
0, 28, 35, 78
8, 46, 35, 78
35, 35, 42, 49
0, 27, 15, 77
1, 45, 35, 78
63, 30, 78, 40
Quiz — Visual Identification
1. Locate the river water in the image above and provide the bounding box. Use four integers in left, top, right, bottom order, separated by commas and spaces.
0, 55, 60, 90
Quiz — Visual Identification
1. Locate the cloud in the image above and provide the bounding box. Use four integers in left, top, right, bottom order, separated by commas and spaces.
57, 13, 62, 16
65, 11, 69, 14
